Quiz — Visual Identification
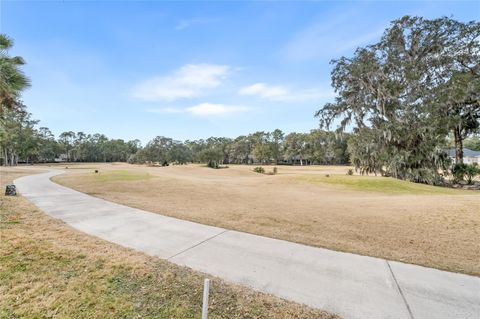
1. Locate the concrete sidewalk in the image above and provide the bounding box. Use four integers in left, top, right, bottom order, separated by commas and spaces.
14, 170, 480, 319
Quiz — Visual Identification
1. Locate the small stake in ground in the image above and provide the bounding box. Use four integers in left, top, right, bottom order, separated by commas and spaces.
202, 278, 210, 319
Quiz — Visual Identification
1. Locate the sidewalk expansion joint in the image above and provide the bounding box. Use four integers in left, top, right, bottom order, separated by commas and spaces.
167, 230, 229, 260
386, 260, 415, 319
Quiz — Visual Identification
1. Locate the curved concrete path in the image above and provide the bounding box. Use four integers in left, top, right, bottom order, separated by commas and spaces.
14, 169, 480, 319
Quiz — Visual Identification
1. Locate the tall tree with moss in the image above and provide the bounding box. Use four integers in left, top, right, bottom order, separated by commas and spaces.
316, 16, 479, 183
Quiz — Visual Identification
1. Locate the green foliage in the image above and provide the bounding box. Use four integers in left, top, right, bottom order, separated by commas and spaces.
132, 136, 191, 165
207, 160, 219, 169
251, 131, 272, 164
465, 164, 480, 185
464, 136, 480, 151
347, 129, 385, 176
199, 146, 223, 169
347, 169, 354, 175
134, 129, 349, 167
452, 163, 480, 184
452, 163, 468, 182
284, 132, 306, 165
316, 16, 479, 185
271, 129, 284, 164
253, 166, 265, 174
0, 34, 30, 116
0, 104, 39, 165
0, 105, 142, 165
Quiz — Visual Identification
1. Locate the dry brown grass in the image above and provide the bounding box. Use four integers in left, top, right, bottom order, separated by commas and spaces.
52, 163, 480, 276
0, 167, 337, 319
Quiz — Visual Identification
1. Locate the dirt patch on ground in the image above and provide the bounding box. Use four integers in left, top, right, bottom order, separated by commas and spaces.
0, 167, 337, 318
52, 163, 480, 276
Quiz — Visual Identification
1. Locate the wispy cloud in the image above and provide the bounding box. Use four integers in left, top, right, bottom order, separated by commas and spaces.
175, 17, 215, 30
282, 10, 385, 61
239, 82, 334, 102
132, 64, 230, 101
146, 103, 250, 117
187, 103, 249, 116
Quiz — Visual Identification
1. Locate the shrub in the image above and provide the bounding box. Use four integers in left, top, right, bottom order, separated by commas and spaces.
452, 163, 467, 183
207, 161, 219, 169
347, 169, 354, 175
253, 166, 265, 174
452, 163, 480, 184
465, 163, 480, 185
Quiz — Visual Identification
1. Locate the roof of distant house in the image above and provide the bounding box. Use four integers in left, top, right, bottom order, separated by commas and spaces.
447, 148, 480, 157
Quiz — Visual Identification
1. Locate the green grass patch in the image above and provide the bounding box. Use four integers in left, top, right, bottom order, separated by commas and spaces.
298, 174, 464, 195
1, 220, 20, 225
92, 170, 152, 182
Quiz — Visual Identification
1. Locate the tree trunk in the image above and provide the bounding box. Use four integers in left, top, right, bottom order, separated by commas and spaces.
454, 126, 463, 164
3, 148, 8, 166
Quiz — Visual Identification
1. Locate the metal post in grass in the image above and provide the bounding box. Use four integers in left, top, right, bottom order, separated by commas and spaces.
202, 278, 210, 319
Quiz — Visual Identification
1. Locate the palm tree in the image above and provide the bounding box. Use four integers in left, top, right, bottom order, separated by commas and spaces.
0, 34, 30, 116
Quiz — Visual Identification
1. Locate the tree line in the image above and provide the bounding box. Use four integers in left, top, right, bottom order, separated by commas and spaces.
0, 104, 142, 165
130, 130, 349, 167
0, 105, 349, 167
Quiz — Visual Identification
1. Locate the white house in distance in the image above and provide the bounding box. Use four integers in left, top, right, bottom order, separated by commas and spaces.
447, 148, 480, 165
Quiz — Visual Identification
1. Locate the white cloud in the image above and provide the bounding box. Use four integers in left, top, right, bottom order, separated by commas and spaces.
146, 103, 249, 117
239, 83, 288, 99
132, 64, 230, 101
239, 82, 334, 102
186, 103, 248, 116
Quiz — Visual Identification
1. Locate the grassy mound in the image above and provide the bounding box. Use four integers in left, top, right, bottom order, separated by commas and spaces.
298, 174, 464, 195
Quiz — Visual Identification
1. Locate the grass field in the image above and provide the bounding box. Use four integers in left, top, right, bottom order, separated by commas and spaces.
0, 168, 337, 319
297, 174, 463, 195
51, 163, 480, 276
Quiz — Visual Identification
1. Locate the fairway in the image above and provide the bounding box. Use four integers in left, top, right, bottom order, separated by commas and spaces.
3, 4, 479, 318
52, 163, 480, 276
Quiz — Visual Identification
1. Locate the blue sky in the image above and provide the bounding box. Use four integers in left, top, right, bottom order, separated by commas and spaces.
2, 1, 479, 143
